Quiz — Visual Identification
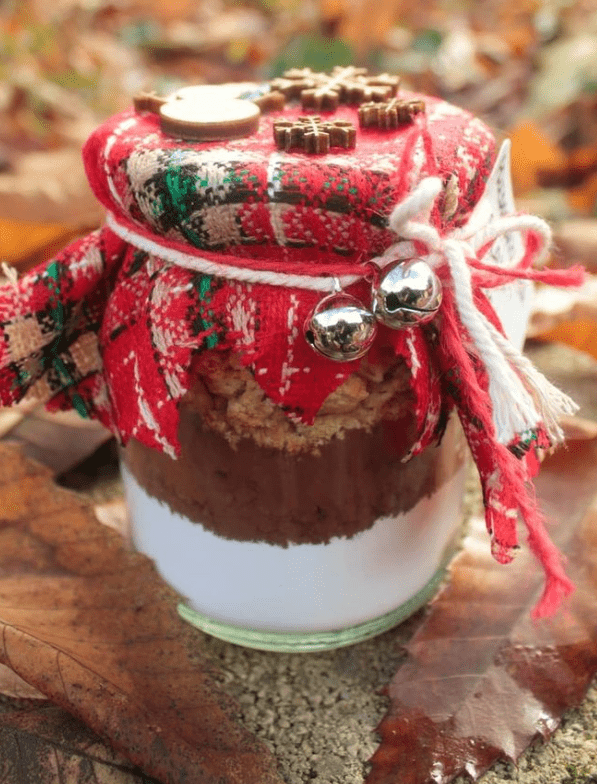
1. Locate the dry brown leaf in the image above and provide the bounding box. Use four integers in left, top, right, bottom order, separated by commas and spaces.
0, 400, 39, 440
509, 120, 567, 195
529, 277, 597, 331
554, 219, 597, 273
558, 415, 597, 442
0, 148, 103, 229
0, 218, 90, 275
367, 435, 597, 784
2, 406, 112, 474
0, 443, 283, 784
0, 704, 157, 783
0, 663, 47, 700
94, 498, 130, 538
567, 169, 597, 216
321, 0, 408, 55
528, 277, 597, 360
533, 322, 597, 361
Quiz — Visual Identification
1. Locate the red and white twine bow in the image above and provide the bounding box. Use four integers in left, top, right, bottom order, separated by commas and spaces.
374, 174, 584, 617
377, 175, 580, 449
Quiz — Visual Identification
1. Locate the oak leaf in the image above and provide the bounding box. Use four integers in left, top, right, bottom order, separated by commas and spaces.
0, 443, 283, 784
367, 435, 597, 784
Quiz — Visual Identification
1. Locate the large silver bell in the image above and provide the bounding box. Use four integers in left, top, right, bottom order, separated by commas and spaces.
372, 259, 442, 328
304, 292, 377, 362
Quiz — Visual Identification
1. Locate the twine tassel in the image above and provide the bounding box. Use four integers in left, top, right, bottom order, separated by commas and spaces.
484, 320, 579, 444
443, 239, 543, 445
481, 444, 575, 618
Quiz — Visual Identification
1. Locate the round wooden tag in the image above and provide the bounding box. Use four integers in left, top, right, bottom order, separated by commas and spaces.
160, 96, 260, 142
171, 83, 261, 102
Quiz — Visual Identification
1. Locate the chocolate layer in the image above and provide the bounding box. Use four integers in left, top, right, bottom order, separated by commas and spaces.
123, 408, 465, 547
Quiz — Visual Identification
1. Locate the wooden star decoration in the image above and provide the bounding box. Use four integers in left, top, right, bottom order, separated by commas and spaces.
273, 116, 356, 154
270, 67, 400, 111
358, 97, 426, 129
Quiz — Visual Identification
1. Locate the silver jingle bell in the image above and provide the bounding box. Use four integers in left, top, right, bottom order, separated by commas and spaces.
372, 258, 442, 329
304, 292, 377, 362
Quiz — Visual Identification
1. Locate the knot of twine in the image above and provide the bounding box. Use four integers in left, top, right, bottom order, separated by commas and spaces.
373, 176, 578, 447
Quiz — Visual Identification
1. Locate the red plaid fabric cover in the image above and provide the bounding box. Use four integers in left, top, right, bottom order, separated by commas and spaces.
0, 94, 496, 455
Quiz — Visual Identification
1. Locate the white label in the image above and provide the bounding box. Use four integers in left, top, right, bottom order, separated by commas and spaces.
465, 140, 532, 350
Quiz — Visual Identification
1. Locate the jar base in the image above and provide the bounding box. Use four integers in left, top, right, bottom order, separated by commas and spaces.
177, 562, 449, 652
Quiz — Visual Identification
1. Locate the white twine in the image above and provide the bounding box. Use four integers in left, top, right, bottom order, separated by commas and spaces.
380, 178, 578, 445
107, 176, 576, 446
106, 213, 363, 293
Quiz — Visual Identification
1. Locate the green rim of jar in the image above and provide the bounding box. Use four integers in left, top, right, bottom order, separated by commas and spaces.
177, 563, 449, 653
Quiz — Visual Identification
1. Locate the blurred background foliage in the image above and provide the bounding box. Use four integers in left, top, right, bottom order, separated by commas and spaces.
3, 0, 597, 263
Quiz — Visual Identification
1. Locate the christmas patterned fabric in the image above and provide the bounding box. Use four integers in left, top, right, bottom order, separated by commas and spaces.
0, 81, 585, 617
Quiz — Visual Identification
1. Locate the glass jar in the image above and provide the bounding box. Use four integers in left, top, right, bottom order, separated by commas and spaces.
121, 352, 468, 653
120, 263, 531, 652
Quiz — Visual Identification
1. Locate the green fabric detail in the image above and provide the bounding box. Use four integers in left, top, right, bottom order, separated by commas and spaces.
165, 168, 204, 247
45, 262, 64, 332
42, 262, 90, 418
199, 274, 212, 299
192, 274, 221, 349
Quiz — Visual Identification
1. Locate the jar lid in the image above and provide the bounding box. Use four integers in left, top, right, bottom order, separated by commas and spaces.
83, 84, 495, 264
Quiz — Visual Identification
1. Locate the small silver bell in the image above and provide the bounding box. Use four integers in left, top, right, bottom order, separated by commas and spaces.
372, 259, 442, 328
304, 292, 377, 362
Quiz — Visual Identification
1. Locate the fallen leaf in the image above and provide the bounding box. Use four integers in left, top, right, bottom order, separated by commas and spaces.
0, 400, 39, 440
500, 22, 536, 58
528, 277, 597, 360
323, 0, 408, 56
368, 435, 597, 784
533, 321, 597, 362
0, 704, 157, 783
509, 120, 567, 195
528, 277, 597, 359
0, 663, 47, 700
567, 169, 597, 216
538, 320, 597, 359
0, 443, 283, 784
554, 219, 597, 273
3, 405, 112, 474
558, 415, 597, 442
0, 148, 103, 229
0, 219, 87, 273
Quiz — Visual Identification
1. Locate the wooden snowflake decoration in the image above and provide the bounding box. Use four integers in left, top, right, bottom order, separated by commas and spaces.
358, 97, 426, 129
270, 67, 400, 111
273, 116, 356, 154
